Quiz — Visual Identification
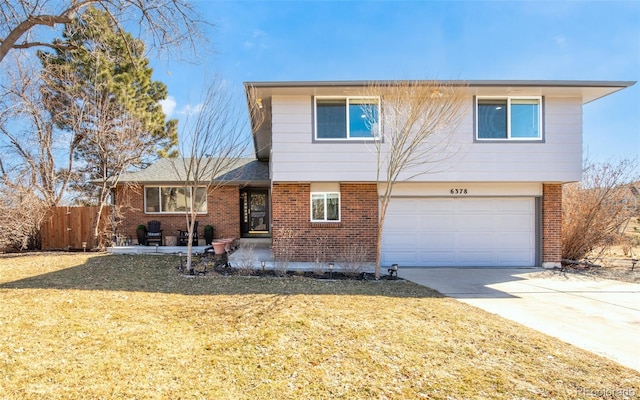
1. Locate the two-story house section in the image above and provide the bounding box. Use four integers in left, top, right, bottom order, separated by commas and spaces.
245, 80, 634, 268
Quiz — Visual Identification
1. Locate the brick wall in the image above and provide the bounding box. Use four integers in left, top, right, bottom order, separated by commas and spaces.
542, 183, 563, 267
271, 183, 378, 262
114, 184, 240, 244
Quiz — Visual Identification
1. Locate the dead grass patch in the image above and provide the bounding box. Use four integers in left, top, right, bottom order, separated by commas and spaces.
0, 253, 638, 399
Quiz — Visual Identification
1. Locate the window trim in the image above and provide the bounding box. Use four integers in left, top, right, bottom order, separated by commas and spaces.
314, 96, 380, 141
143, 185, 208, 214
475, 96, 544, 141
310, 191, 341, 222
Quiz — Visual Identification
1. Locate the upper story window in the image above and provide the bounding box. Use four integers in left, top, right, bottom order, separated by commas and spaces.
144, 186, 207, 214
315, 97, 379, 140
476, 97, 542, 140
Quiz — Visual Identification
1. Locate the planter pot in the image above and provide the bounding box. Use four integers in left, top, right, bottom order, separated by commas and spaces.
212, 241, 227, 255
221, 238, 234, 252
136, 228, 146, 246
204, 228, 214, 245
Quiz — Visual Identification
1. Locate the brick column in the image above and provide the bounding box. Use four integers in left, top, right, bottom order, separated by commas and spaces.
542, 183, 562, 268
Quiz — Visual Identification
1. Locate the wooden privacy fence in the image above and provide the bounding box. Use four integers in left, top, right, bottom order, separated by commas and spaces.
40, 206, 111, 250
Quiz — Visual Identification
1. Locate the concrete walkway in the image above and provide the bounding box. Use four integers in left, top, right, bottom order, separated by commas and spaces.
399, 267, 640, 372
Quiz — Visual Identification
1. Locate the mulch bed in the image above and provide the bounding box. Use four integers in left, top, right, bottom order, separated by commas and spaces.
177, 253, 401, 280
555, 263, 640, 284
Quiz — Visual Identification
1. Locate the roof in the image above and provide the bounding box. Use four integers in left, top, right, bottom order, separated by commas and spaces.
245, 79, 634, 103
117, 158, 269, 184
244, 79, 636, 160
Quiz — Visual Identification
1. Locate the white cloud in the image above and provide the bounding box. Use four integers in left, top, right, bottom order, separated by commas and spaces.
159, 97, 204, 118
159, 96, 176, 118
244, 29, 267, 49
178, 103, 204, 116
553, 35, 568, 50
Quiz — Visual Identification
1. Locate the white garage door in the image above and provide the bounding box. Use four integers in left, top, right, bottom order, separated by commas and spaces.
382, 197, 536, 267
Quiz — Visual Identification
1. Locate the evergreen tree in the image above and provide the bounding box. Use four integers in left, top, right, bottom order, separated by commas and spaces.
38, 7, 178, 245
39, 6, 177, 164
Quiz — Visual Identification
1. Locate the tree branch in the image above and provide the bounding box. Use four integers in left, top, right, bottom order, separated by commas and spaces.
0, 14, 73, 62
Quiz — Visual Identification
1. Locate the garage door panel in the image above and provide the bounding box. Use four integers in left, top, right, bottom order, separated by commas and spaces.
459, 199, 494, 212
420, 233, 456, 248
384, 215, 417, 231
498, 250, 535, 265
459, 251, 494, 264
382, 197, 536, 267
497, 215, 533, 230
463, 215, 496, 231
419, 215, 456, 231
499, 232, 533, 247
383, 233, 418, 247
384, 250, 422, 264
425, 251, 458, 263
418, 200, 454, 212
498, 198, 535, 211
459, 232, 495, 248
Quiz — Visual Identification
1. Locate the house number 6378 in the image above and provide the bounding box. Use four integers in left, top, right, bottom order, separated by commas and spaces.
450, 188, 468, 195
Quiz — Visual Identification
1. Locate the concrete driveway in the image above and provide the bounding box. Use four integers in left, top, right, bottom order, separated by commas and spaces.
400, 267, 640, 372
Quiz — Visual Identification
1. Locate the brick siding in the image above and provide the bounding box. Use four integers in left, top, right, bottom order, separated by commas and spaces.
271, 183, 378, 262
542, 183, 563, 267
114, 184, 240, 243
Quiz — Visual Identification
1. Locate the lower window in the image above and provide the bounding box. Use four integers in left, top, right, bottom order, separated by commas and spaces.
144, 186, 207, 213
311, 192, 340, 222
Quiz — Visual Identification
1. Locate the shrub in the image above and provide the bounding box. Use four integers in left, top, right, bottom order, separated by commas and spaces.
339, 244, 369, 276
562, 158, 639, 261
234, 242, 256, 275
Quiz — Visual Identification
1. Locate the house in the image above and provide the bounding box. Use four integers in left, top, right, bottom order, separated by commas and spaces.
114, 157, 270, 244
114, 79, 634, 268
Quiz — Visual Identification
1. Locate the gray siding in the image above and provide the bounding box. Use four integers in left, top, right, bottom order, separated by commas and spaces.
270, 95, 582, 183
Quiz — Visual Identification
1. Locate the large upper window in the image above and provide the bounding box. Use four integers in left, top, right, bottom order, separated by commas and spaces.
476, 97, 542, 140
315, 97, 379, 140
311, 192, 340, 222
144, 186, 207, 213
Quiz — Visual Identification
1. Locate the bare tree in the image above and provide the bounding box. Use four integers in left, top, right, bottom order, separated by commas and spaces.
0, 56, 78, 209
361, 80, 467, 278
562, 157, 639, 262
0, 0, 206, 64
171, 76, 255, 273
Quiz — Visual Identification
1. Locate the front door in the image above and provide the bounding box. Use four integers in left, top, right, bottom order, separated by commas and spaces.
240, 189, 270, 237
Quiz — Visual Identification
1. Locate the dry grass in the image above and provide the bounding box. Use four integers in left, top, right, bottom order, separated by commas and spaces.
0, 253, 638, 399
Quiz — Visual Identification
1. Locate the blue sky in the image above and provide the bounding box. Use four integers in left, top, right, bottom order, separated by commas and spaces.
152, 0, 639, 163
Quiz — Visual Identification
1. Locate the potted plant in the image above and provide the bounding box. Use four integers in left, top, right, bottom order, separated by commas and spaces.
136, 224, 146, 246
204, 225, 214, 245
212, 240, 226, 255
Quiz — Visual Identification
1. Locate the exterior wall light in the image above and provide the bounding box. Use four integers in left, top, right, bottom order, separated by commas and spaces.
388, 264, 398, 278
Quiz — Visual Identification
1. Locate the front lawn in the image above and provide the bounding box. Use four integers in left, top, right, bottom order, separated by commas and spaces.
0, 253, 638, 399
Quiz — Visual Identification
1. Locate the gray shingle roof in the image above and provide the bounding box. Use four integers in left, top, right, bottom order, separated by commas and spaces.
117, 158, 269, 184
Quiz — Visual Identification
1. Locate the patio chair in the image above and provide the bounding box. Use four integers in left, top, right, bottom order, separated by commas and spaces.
145, 220, 163, 246
177, 220, 198, 246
